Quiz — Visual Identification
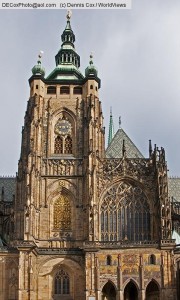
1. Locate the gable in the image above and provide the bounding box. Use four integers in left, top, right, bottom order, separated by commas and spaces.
106, 128, 144, 159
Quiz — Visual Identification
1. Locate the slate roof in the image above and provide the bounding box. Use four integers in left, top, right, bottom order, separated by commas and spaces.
106, 128, 144, 159
172, 230, 180, 245
0, 177, 16, 202
168, 177, 180, 202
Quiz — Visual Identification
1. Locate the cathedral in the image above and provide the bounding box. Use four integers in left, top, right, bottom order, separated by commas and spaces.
0, 13, 180, 300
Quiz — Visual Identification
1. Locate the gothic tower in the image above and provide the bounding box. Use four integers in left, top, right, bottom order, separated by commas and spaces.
4, 13, 177, 300
14, 13, 105, 300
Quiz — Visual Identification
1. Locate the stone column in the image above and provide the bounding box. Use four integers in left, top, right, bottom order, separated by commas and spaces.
95, 256, 100, 300
139, 254, 145, 300
117, 254, 123, 300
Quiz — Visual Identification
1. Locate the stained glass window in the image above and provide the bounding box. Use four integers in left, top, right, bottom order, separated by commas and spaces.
100, 182, 151, 242
65, 136, 72, 154
55, 270, 70, 295
54, 136, 63, 154
54, 195, 71, 230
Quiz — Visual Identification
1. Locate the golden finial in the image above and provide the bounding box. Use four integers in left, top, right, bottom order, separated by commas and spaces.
67, 10, 72, 20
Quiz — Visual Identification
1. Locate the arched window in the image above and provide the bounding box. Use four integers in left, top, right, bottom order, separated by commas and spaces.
90, 84, 93, 89
100, 182, 151, 242
47, 86, 56, 94
73, 86, 82, 94
54, 270, 70, 295
106, 255, 112, 266
65, 136, 72, 154
149, 254, 156, 265
54, 136, 63, 154
54, 195, 71, 230
54, 118, 73, 155
60, 86, 70, 94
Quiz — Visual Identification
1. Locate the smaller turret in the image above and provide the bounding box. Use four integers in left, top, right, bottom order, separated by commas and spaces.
31, 51, 45, 77
85, 53, 98, 78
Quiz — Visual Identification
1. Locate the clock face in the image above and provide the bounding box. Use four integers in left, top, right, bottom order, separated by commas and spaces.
55, 119, 72, 136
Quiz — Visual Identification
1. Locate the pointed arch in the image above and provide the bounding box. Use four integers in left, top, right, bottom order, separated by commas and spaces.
146, 279, 160, 300
102, 280, 117, 300
124, 280, 138, 300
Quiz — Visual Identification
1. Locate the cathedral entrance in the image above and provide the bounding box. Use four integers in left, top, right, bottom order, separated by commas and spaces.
102, 281, 116, 300
146, 281, 160, 300
124, 281, 138, 300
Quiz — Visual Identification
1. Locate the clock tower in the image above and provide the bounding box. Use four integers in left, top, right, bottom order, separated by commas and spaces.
14, 13, 105, 300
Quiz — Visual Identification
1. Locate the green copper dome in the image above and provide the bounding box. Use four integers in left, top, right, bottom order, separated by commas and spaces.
32, 53, 45, 77
85, 54, 98, 77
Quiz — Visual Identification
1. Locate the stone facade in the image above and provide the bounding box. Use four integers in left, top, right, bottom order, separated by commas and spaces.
0, 15, 180, 300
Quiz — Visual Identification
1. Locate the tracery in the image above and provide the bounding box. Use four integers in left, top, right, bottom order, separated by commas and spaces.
54, 117, 73, 154
54, 269, 70, 295
101, 181, 151, 241
54, 195, 71, 230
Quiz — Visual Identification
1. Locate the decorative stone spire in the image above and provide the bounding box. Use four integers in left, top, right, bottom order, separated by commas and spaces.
108, 107, 115, 146
85, 53, 98, 77
55, 11, 80, 69
32, 51, 45, 77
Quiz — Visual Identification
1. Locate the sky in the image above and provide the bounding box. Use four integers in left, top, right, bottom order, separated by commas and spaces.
0, 1, 180, 176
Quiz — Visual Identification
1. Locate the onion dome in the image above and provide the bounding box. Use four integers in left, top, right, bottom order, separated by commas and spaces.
85, 54, 98, 77
32, 52, 45, 77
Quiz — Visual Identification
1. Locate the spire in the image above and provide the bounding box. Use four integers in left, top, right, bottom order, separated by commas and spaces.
47, 12, 83, 81
31, 51, 45, 77
55, 11, 80, 69
149, 139, 152, 157
119, 116, 121, 129
108, 107, 115, 146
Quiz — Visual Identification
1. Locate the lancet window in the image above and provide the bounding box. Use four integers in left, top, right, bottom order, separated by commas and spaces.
54, 195, 71, 231
54, 117, 73, 155
54, 270, 70, 295
100, 182, 151, 242
54, 136, 63, 154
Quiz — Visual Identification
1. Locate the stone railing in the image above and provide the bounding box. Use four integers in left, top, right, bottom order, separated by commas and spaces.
83, 240, 159, 249
42, 158, 83, 177
36, 247, 83, 255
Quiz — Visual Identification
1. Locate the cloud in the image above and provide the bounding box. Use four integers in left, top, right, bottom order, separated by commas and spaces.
0, 3, 180, 175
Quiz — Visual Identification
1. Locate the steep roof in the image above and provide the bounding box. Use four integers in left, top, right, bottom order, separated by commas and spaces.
172, 230, 180, 245
0, 177, 16, 202
106, 128, 144, 159
168, 177, 180, 202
